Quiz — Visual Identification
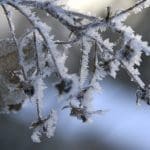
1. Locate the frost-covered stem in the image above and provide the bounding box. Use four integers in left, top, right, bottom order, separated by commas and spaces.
111, 0, 147, 19
36, 99, 42, 121
86, 34, 110, 52
8, 2, 62, 79
1, 4, 27, 80
108, 47, 145, 89
94, 34, 145, 89
120, 61, 145, 89
1, 4, 17, 46
15, 0, 78, 32
33, 31, 41, 75
88, 41, 98, 87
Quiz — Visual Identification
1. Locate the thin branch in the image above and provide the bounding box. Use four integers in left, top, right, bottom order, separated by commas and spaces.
121, 60, 145, 89
1, 4, 27, 80
33, 31, 41, 75
111, 0, 147, 19
36, 99, 42, 121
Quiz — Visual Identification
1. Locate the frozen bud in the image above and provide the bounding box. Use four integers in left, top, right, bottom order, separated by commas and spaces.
19, 82, 35, 97
55, 78, 72, 95
121, 45, 135, 62
70, 106, 88, 122
30, 110, 57, 143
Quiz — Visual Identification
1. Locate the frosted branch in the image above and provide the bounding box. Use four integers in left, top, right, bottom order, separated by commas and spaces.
0, 0, 150, 143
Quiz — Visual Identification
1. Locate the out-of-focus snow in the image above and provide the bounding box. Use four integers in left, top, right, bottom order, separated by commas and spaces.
67, 0, 133, 14
67, 0, 114, 14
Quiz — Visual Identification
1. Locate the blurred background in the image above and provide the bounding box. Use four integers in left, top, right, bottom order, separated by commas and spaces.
0, 0, 150, 150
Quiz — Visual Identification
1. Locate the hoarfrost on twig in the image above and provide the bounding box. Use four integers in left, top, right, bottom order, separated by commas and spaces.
0, 0, 150, 142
